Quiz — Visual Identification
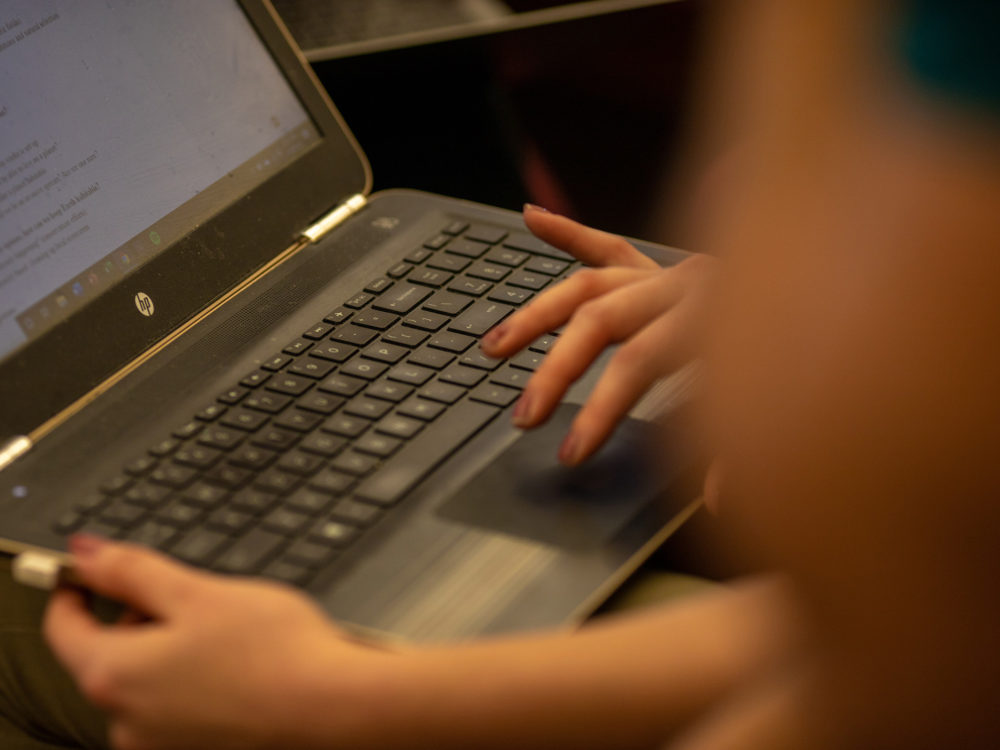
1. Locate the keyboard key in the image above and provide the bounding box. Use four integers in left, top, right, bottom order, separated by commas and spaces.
441, 220, 469, 236
149, 464, 197, 489
254, 467, 302, 495
300, 432, 347, 457
469, 383, 521, 408
206, 507, 255, 535
172, 529, 230, 566
408, 348, 454, 370
402, 310, 448, 332
240, 370, 271, 388
343, 396, 392, 420
283, 539, 337, 568
100, 474, 133, 494
216, 386, 249, 405
172, 420, 203, 440
344, 291, 374, 309
250, 427, 299, 451
330, 451, 379, 477
214, 528, 286, 574
503, 232, 572, 260
423, 233, 450, 250
387, 262, 411, 279
204, 464, 252, 490
383, 325, 430, 348
397, 397, 445, 421
230, 487, 279, 515
173, 445, 222, 470
418, 382, 465, 404
427, 253, 471, 272
123, 482, 171, 508
409, 268, 454, 288
371, 282, 433, 314
423, 290, 473, 316
487, 285, 533, 306
322, 306, 353, 324
309, 342, 357, 363
98, 501, 145, 528
387, 363, 434, 386
318, 373, 366, 397
459, 350, 503, 370
332, 324, 378, 348
354, 400, 499, 506
302, 322, 333, 340
375, 414, 424, 439
308, 469, 357, 495
366, 381, 413, 403
321, 414, 370, 438
339, 358, 389, 381
439, 364, 486, 388
355, 433, 402, 458
362, 342, 408, 364
286, 358, 336, 379
297, 392, 345, 415
148, 437, 181, 457
448, 301, 513, 337
353, 310, 399, 330
484, 247, 528, 267
510, 350, 544, 371
126, 521, 178, 549
243, 392, 292, 414
283, 338, 313, 356
507, 271, 550, 291
329, 498, 381, 527
448, 277, 493, 297
229, 445, 278, 471
309, 519, 360, 548
262, 560, 312, 587
465, 225, 507, 244
194, 404, 227, 422
260, 354, 292, 372
525, 256, 571, 276
156, 499, 205, 528
197, 427, 245, 450
273, 409, 322, 433
220, 409, 269, 431
404, 247, 432, 263
285, 487, 335, 515
490, 366, 532, 390
428, 331, 476, 353
277, 451, 324, 477
262, 507, 310, 536
446, 239, 489, 259
364, 277, 393, 294
528, 334, 557, 353
466, 262, 510, 282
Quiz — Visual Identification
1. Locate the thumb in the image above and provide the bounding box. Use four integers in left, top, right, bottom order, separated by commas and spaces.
68, 535, 203, 619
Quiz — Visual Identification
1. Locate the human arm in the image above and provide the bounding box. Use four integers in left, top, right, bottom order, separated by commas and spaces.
44, 536, 798, 750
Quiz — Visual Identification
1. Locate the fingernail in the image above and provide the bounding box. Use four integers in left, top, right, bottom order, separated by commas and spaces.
481, 323, 507, 351
558, 432, 582, 466
523, 203, 551, 214
69, 533, 107, 559
512, 393, 533, 427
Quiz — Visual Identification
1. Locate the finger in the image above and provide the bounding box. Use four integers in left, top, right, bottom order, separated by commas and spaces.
43, 587, 108, 680
514, 272, 685, 428
481, 267, 652, 358
558, 310, 695, 465
67, 535, 204, 620
523, 206, 660, 270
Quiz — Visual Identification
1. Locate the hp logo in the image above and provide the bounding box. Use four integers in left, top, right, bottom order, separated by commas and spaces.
134, 292, 155, 317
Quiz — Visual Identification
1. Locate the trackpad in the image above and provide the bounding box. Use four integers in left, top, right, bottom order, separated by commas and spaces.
437, 404, 662, 550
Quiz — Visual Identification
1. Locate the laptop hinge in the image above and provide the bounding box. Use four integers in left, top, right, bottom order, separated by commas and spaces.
0, 436, 32, 472
302, 193, 367, 244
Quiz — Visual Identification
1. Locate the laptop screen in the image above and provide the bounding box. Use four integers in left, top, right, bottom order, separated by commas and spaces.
0, 1, 320, 362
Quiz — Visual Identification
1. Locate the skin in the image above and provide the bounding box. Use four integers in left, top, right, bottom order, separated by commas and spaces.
41, 0, 1000, 747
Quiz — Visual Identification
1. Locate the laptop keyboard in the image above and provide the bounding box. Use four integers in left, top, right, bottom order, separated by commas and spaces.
51, 219, 578, 587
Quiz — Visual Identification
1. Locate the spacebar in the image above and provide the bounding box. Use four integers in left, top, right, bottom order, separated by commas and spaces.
353, 400, 500, 506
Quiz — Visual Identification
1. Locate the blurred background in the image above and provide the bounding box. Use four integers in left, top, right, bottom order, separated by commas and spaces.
271, 0, 706, 244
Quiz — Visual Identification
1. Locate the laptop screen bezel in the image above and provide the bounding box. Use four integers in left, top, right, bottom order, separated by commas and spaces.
0, 0, 371, 441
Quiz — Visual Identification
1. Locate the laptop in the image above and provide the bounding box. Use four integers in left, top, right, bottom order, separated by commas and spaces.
0, 0, 697, 642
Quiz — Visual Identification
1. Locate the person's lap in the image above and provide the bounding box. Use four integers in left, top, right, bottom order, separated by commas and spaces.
0, 556, 108, 750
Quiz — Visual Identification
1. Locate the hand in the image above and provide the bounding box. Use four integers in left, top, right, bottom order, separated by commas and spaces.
44, 536, 390, 750
481, 206, 718, 466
